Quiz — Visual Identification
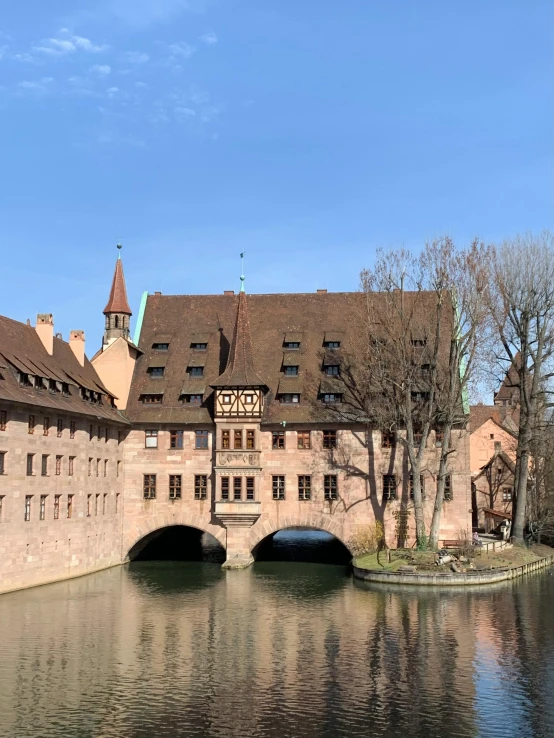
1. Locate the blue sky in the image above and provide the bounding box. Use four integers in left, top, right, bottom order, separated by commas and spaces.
0, 0, 552, 352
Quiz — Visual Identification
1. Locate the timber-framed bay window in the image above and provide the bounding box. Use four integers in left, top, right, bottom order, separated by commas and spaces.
246, 430, 255, 449
246, 477, 255, 500
222, 430, 230, 449
143, 474, 157, 499
233, 477, 242, 500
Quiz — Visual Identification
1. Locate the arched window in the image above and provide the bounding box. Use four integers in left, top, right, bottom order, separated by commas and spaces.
114, 316, 119, 329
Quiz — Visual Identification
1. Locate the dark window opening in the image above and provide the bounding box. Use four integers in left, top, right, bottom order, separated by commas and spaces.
143, 474, 157, 499
272, 475, 285, 500
324, 475, 338, 500
148, 367, 165, 378
195, 475, 208, 500
284, 366, 299, 376
152, 343, 169, 351
323, 430, 337, 449
383, 474, 397, 501
170, 430, 184, 449
298, 475, 311, 500
272, 431, 285, 449
169, 475, 182, 499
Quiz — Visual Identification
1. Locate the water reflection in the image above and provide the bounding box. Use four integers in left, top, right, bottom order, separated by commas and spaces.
0, 543, 553, 738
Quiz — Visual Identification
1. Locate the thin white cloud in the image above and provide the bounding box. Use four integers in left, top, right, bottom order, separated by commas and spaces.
169, 42, 195, 59
102, 0, 195, 28
106, 86, 119, 98
33, 30, 108, 57
12, 52, 35, 63
17, 77, 54, 93
200, 31, 217, 46
121, 51, 149, 64
90, 64, 111, 76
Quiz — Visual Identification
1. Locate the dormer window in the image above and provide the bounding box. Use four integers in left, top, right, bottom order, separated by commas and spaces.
152, 343, 169, 351
279, 393, 300, 404
411, 338, 427, 347
323, 341, 340, 349
324, 365, 339, 376
191, 343, 207, 350
321, 393, 342, 404
284, 341, 300, 350
140, 393, 163, 404
148, 367, 165, 378
181, 394, 202, 405
285, 366, 299, 376
187, 366, 204, 377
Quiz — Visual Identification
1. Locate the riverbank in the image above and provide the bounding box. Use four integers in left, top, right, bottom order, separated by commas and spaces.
353, 544, 554, 586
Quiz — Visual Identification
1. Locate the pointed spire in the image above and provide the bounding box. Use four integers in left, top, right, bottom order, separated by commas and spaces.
213, 292, 266, 387
240, 251, 245, 293
103, 246, 132, 316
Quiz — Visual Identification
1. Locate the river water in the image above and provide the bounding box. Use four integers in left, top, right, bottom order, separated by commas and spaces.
0, 531, 553, 738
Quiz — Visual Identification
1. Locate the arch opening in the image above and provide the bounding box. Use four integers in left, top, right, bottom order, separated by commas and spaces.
253, 527, 351, 565
128, 525, 226, 563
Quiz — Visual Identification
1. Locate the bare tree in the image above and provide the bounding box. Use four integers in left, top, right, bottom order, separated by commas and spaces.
487, 232, 554, 542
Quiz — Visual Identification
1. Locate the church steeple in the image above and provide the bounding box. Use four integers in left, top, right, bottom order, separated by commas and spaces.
214, 291, 265, 388
103, 245, 132, 347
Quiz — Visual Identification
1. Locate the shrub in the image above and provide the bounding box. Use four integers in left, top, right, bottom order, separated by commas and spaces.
349, 522, 385, 556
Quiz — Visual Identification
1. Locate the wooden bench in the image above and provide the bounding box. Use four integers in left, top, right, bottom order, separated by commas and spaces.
441, 540, 459, 549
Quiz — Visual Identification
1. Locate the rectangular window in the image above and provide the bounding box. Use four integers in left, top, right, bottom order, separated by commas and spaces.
278, 393, 300, 404
246, 430, 255, 449
54, 495, 60, 520
170, 430, 184, 449
89, 424, 94, 441
321, 393, 342, 404
413, 430, 423, 447
57, 419, 63, 438
284, 341, 300, 350
234, 430, 243, 449
244, 394, 254, 405
246, 477, 255, 500
41, 454, 49, 476
222, 394, 233, 405
26, 453, 34, 476
323, 341, 340, 349
55, 455, 62, 476
182, 394, 203, 405
272, 475, 285, 500
140, 394, 163, 404
145, 429, 158, 448
104, 459, 108, 477
143, 474, 157, 499
88, 457, 93, 476
411, 338, 427, 347
272, 431, 285, 449
409, 474, 425, 500
435, 430, 444, 447
96, 458, 100, 477
285, 366, 299, 376
233, 477, 242, 500
323, 430, 337, 449
324, 365, 340, 376
95, 494, 100, 515
87, 494, 92, 517
70, 420, 76, 439
324, 475, 338, 500
191, 342, 207, 350
195, 475, 208, 500
0, 451, 5, 475
117, 460, 121, 478
24, 495, 32, 521
169, 475, 182, 499
0, 410, 7, 431
152, 343, 169, 351
104, 427, 108, 443
443, 474, 453, 501
221, 476, 230, 500
383, 474, 397, 501
69, 456, 75, 476
222, 430, 230, 449
148, 366, 165, 378
97, 426, 101, 440
28, 415, 35, 434
195, 430, 209, 449
297, 431, 311, 449
116, 493, 120, 513
502, 487, 513, 502
118, 430, 122, 445
67, 495, 74, 519
40, 495, 47, 521
298, 475, 311, 501
43, 417, 50, 436
187, 366, 204, 377
381, 431, 395, 448
102, 494, 107, 515
0, 495, 4, 520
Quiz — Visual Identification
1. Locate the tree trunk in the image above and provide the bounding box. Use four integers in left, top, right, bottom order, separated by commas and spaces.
429, 424, 452, 549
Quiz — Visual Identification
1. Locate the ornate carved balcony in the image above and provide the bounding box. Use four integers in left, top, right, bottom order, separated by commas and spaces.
215, 501, 261, 527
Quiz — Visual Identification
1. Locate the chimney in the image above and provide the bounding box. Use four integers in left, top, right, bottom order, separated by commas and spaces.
317, 289, 327, 294
224, 290, 235, 295
69, 330, 86, 366
36, 313, 54, 355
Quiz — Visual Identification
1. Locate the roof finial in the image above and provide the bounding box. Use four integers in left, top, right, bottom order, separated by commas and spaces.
240, 251, 245, 293
117, 242, 123, 260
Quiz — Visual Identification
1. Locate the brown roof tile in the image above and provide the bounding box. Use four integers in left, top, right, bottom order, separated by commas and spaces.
103, 257, 132, 315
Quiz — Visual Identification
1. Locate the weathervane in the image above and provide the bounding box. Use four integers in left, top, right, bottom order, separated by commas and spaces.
240, 251, 245, 293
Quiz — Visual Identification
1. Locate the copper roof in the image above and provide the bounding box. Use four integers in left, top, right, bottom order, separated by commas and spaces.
127, 290, 455, 425
0, 315, 128, 423
103, 257, 132, 316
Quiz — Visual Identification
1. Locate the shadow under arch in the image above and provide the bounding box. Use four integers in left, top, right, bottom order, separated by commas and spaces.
125, 516, 226, 562
251, 525, 352, 565
124, 521, 225, 561
250, 516, 353, 558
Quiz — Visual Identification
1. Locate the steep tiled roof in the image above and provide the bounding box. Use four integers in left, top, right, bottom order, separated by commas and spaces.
0, 315, 128, 423
469, 405, 504, 433
212, 292, 266, 388
494, 353, 520, 403
103, 257, 132, 315
127, 290, 455, 425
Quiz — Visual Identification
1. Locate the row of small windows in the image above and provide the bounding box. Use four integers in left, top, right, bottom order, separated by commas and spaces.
0, 411, 123, 444
151, 340, 340, 353
149, 364, 342, 381
0, 492, 121, 523
11, 453, 121, 478
143, 474, 208, 500
152, 342, 208, 351
139, 391, 343, 405
14, 371, 110, 407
